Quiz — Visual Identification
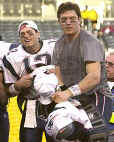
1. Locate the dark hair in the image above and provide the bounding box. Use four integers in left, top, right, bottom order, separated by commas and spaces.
0, 35, 2, 41
57, 2, 81, 19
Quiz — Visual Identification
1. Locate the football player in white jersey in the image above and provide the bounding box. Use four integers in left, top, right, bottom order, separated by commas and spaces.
2, 20, 57, 142
2, 21, 93, 142
0, 41, 19, 142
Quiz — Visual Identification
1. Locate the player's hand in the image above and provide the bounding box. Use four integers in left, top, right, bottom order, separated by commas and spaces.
14, 74, 33, 91
51, 89, 72, 103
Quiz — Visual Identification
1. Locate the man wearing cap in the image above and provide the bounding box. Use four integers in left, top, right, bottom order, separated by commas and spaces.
2, 20, 56, 142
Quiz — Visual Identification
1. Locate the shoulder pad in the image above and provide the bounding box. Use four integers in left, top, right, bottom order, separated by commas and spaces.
9, 43, 20, 50
44, 39, 57, 44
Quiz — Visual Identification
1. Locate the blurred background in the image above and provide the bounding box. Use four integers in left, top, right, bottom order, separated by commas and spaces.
0, 0, 114, 142
0, 0, 114, 46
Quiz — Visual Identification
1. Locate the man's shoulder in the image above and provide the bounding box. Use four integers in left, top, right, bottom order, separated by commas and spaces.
5, 44, 27, 62
9, 43, 20, 50
43, 39, 57, 45
7, 44, 22, 54
0, 42, 12, 58
42, 39, 56, 49
39, 39, 56, 55
80, 29, 95, 39
80, 29, 101, 45
55, 35, 64, 46
0, 41, 11, 50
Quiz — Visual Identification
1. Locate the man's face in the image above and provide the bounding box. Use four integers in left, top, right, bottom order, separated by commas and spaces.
59, 10, 80, 35
20, 27, 40, 49
106, 54, 114, 81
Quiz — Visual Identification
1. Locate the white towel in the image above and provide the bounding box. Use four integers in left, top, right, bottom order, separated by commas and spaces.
24, 100, 37, 128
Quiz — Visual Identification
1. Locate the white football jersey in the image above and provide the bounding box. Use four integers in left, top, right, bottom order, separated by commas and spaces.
2, 39, 56, 128
0, 41, 12, 67
45, 101, 92, 139
3, 39, 56, 84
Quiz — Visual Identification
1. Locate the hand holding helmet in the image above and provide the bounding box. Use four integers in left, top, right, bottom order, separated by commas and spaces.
32, 65, 58, 104
45, 101, 92, 141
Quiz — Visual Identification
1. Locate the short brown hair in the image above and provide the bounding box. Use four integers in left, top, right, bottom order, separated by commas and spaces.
57, 2, 81, 19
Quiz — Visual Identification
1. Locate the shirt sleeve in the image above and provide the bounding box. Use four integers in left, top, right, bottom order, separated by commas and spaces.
83, 34, 105, 62
2, 65, 17, 84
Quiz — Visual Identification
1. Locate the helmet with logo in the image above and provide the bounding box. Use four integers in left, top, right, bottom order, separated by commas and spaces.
32, 65, 58, 104
45, 101, 91, 141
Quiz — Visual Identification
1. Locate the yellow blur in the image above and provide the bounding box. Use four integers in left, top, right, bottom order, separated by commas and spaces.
109, 112, 114, 123
81, 9, 98, 21
7, 97, 46, 142
7, 97, 21, 142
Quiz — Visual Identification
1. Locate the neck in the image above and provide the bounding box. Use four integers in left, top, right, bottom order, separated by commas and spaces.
23, 42, 41, 54
65, 30, 80, 42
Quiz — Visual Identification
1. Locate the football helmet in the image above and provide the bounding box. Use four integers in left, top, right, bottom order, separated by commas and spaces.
32, 65, 58, 104
45, 101, 92, 141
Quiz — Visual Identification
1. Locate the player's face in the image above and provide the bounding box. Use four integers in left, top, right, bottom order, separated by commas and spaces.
106, 55, 114, 81
59, 10, 80, 36
20, 27, 40, 50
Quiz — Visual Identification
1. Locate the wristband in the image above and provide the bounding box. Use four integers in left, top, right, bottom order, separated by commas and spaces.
56, 85, 67, 91
9, 84, 20, 95
68, 84, 81, 96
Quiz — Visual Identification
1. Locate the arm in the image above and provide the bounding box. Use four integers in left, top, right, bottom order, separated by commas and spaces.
54, 66, 64, 85
8, 74, 33, 96
79, 61, 101, 93
52, 61, 101, 103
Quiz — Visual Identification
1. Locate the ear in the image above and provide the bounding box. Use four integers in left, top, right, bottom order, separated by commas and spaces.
37, 31, 40, 38
78, 18, 82, 26
58, 19, 61, 24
